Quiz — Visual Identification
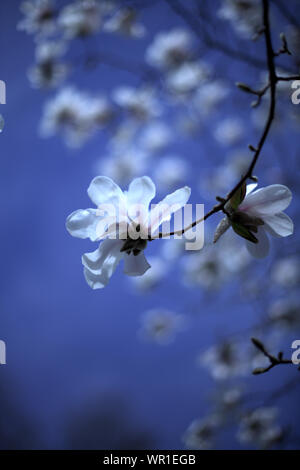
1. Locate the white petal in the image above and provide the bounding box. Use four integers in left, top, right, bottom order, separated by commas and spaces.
246, 227, 270, 258
246, 183, 257, 196
240, 185, 292, 216
123, 252, 151, 276
87, 176, 124, 208
66, 209, 100, 241
82, 239, 123, 288
263, 212, 294, 238
150, 186, 191, 232
127, 176, 156, 209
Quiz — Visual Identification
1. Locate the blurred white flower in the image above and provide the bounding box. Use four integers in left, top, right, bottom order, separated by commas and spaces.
18, 0, 56, 36
66, 176, 191, 288
104, 7, 145, 38
271, 256, 300, 288
113, 86, 161, 120
28, 41, 68, 88
40, 87, 113, 147
131, 256, 168, 291
146, 28, 193, 70
268, 298, 300, 330
218, 0, 262, 38
183, 415, 219, 450
138, 308, 186, 344
199, 341, 248, 380
214, 118, 244, 146
94, 148, 149, 186
228, 183, 293, 258
0, 114, 4, 133
139, 122, 171, 153
58, 0, 102, 38
237, 407, 283, 449
194, 81, 230, 115
182, 247, 228, 290
166, 61, 211, 95
154, 155, 189, 192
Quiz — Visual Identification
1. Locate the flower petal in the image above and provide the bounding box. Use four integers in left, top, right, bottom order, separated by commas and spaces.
87, 176, 124, 208
246, 227, 270, 259
82, 239, 123, 288
245, 183, 257, 196
263, 212, 294, 238
150, 186, 191, 232
126, 176, 156, 209
123, 252, 151, 276
240, 184, 292, 216
66, 209, 100, 241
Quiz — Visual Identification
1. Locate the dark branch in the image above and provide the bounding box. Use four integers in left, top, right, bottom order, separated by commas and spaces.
251, 337, 298, 375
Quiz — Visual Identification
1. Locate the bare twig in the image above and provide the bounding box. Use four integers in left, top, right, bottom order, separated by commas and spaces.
251, 337, 298, 375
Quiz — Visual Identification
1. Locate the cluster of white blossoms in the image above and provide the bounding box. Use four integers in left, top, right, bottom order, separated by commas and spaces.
183, 415, 219, 450
218, 0, 262, 38
28, 40, 68, 88
112, 86, 161, 121
237, 408, 283, 449
40, 87, 113, 147
138, 309, 186, 345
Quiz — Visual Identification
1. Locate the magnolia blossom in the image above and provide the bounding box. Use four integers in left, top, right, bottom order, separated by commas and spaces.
40, 87, 113, 147
113, 86, 161, 120
138, 308, 186, 345
131, 256, 168, 291
271, 256, 300, 288
28, 41, 68, 88
214, 117, 244, 146
146, 28, 193, 70
139, 122, 171, 154
268, 298, 300, 330
66, 176, 191, 289
218, 0, 262, 38
58, 0, 103, 38
18, 0, 56, 36
199, 341, 248, 380
166, 61, 211, 95
237, 408, 283, 449
103, 8, 146, 38
194, 81, 230, 115
0, 114, 4, 133
183, 415, 219, 450
226, 184, 293, 258
153, 155, 189, 192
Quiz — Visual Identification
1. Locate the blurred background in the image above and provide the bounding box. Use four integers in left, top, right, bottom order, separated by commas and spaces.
0, 0, 299, 450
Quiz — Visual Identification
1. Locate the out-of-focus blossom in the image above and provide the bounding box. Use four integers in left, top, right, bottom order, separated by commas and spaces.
66, 176, 191, 288
0, 114, 4, 133
146, 28, 193, 70
161, 238, 187, 262
214, 118, 244, 146
183, 415, 219, 450
199, 341, 248, 380
268, 298, 300, 330
94, 148, 149, 186
237, 407, 283, 449
138, 308, 186, 344
139, 122, 171, 154
166, 62, 211, 95
286, 26, 300, 64
28, 41, 68, 88
113, 86, 161, 120
40, 87, 113, 147
58, 0, 102, 38
271, 256, 300, 288
154, 155, 189, 191
104, 7, 145, 38
224, 183, 294, 258
218, 0, 262, 38
217, 388, 242, 414
18, 0, 56, 36
194, 81, 230, 115
131, 256, 168, 291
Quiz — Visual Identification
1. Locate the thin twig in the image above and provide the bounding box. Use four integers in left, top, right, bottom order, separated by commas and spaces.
251, 338, 298, 375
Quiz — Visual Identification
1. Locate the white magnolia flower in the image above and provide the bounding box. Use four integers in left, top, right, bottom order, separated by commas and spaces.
228, 183, 293, 258
166, 61, 211, 94
194, 81, 230, 115
131, 256, 168, 291
40, 87, 112, 147
113, 86, 161, 120
268, 298, 300, 330
66, 176, 191, 289
183, 415, 219, 450
0, 114, 4, 133
237, 407, 283, 449
218, 0, 262, 38
58, 0, 102, 38
18, 0, 56, 36
103, 7, 146, 38
138, 308, 186, 345
28, 41, 68, 88
214, 118, 244, 146
146, 28, 193, 70
199, 341, 248, 380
